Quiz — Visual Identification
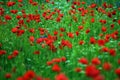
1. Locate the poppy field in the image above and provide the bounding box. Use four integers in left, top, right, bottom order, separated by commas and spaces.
0, 0, 120, 80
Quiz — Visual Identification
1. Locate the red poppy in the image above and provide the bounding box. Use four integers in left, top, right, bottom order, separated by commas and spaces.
61, 56, 66, 62
54, 31, 58, 35
67, 32, 74, 38
12, 50, 19, 57
47, 61, 53, 66
78, 57, 88, 64
101, 26, 107, 32
93, 75, 105, 80
46, 0, 50, 3
85, 65, 100, 78
4, 15, 12, 20
52, 58, 61, 63
107, 12, 112, 18
55, 73, 68, 80
91, 3, 97, 8
101, 47, 109, 52
29, 36, 34, 42
60, 28, 65, 32
97, 39, 105, 46
90, 37, 96, 44
56, 17, 61, 22
52, 64, 61, 72
7, 1, 16, 7
8, 55, 13, 60
109, 48, 116, 56
23, 70, 35, 80
18, 0, 23, 3
10, 10, 18, 14
86, 29, 90, 34
5, 73, 12, 79
29, 28, 35, 33
91, 57, 101, 65
102, 2, 107, 8
16, 77, 24, 80
118, 20, 120, 25
16, 15, 21, 20
103, 62, 112, 71
0, 50, 6, 56
75, 67, 81, 72
91, 18, 95, 23
34, 50, 40, 55
11, 27, 18, 33
78, 25, 84, 30
118, 59, 120, 64
75, 31, 79, 36
79, 40, 84, 45
115, 68, 120, 77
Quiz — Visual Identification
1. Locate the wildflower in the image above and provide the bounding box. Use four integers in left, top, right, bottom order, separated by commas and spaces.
103, 62, 112, 71
91, 57, 101, 65
55, 73, 68, 80
52, 64, 61, 72
85, 65, 100, 78
78, 57, 88, 64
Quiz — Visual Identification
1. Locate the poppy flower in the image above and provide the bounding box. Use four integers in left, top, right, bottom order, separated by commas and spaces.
78, 57, 88, 64
11, 27, 18, 33
101, 47, 109, 52
75, 31, 79, 36
109, 48, 116, 56
56, 17, 61, 22
79, 40, 84, 45
75, 67, 81, 72
85, 65, 100, 78
91, 3, 97, 8
107, 12, 112, 18
29, 36, 34, 43
91, 18, 95, 23
47, 61, 53, 66
52, 64, 61, 72
90, 37, 96, 44
4, 15, 12, 20
8, 55, 13, 60
23, 70, 35, 80
29, 28, 35, 33
97, 39, 105, 46
52, 58, 61, 63
86, 29, 90, 34
115, 68, 120, 77
78, 26, 84, 30
12, 50, 19, 57
16, 77, 24, 80
91, 57, 101, 65
61, 56, 66, 62
54, 31, 58, 35
34, 50, 40, 55
55, 73, 68, 80
103, 62, 112, 71
0, 50, 6, 56
118, 20, 120, 25
10, 10, 18, 14
18, 0, 23, 3
60, 28, 65, 32
46, 0, 50, 3
5, 73, 12, 79
101, 26, 107, 32
67, 32, 74, 38
118, 59, 120, 64
93, 75, 105, 80
7, 1, 16, 7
